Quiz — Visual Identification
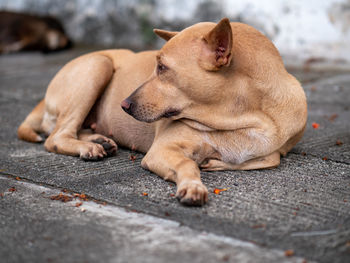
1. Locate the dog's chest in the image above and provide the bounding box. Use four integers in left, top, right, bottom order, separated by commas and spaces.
201, 132, 253, 165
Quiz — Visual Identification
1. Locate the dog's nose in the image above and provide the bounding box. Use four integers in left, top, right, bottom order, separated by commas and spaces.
121, 98, 133, 114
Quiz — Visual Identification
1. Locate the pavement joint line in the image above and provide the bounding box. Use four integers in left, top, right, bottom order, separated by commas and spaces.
0, 171, 185, 221
290, 229, 338, 237
1, 176, 310, 263
0, 172, 125, 211
0, 170, 189, 223
0, 171, 66, 191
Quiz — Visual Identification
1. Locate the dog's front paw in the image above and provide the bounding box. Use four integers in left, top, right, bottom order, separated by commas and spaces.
176, 180, 208, 206
80, 143, 107, 161
92, 137, 118, 156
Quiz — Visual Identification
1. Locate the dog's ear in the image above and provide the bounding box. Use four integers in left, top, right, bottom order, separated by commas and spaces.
199, 18, 233, 71
153, 29, 178, 41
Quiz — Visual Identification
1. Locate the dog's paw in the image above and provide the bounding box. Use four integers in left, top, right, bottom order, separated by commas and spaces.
200, 159, 229, 171
91, 136, 118, 156
176, 180, 208, 206
80, 143, 108, 161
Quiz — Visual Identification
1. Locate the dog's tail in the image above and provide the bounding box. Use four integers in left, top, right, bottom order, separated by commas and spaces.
17, 99, 45, 142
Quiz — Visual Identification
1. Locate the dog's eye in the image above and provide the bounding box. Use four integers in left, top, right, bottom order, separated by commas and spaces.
157, 63, 167, 74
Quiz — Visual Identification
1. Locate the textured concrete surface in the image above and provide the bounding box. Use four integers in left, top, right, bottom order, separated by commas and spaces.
0, 176, 307, 263
0, 49, 350, 263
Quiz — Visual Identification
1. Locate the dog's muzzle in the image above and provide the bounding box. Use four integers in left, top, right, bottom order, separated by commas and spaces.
121, 97, 181, 123
121, 98, 134, 115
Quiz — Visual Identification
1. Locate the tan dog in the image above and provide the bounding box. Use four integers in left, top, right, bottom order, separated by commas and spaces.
18, 18, 307, 206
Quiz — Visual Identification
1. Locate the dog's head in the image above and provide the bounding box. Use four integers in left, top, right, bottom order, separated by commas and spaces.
121, 18, 234, 127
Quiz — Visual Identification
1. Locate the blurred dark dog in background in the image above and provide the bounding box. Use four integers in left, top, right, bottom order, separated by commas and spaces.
0, 11, 72, 54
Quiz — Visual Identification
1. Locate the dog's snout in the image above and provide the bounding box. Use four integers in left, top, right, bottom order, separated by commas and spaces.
121, 98, 133, 114
121, 99, 131, 110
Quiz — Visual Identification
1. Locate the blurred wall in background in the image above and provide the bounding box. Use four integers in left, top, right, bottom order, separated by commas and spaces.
1, 0, 349, 63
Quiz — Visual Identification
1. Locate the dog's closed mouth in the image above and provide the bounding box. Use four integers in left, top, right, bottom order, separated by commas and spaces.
162, 109, 181, 118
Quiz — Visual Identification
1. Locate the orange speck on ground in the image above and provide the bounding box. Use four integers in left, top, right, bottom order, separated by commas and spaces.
312, 122, 319, 129
75, 202, 83, 207
8, 187, 16, 192
336, 140, 343, 146
284, 250, 294, 257
50, 193, 73, 202
213, 188, 227, 195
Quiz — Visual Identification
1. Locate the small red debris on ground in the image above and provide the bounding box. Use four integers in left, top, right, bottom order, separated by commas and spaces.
301, 152, 307, 156
213, 188, 227, 195
129, 155, 136, 162
50, 193, 73, 202
15, 177, 21, 181
292, 212, 298, 216
222, 255, 230, 262
328, 114, 338, 122
93, 200, 107, 206
8, 187, 16, 192
74, 193, 89, 201
165, 212, 170, 216
312, 122, 319, 129
336, 140, 343, 146
322, 156, 328, 161
75, 202, 83, 207
303, 189, 307, 192
251, 224, 266, 229
169, 193, 175, 197
142, 192, 148, 196
0, 193, 4, 197
284, 250, 294, 257
344, 199, 348, 203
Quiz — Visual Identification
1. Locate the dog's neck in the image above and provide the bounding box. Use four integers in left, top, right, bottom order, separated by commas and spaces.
179, 111, 274, 133
180, 118, 216, 131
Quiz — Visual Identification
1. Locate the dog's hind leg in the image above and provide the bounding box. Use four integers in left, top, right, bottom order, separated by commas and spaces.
18, 99, 45, 142
44, 54, 115, 160
200, 151, 280, 171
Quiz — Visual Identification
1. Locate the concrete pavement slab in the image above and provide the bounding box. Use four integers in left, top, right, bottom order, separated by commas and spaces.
1, 50, 349, 263
0, 175, 307, 263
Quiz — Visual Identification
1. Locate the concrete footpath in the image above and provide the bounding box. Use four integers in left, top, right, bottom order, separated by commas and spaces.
0, 49, 349, 263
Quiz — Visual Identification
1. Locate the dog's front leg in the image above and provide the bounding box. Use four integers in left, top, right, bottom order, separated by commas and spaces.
141, 143, 208, 206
